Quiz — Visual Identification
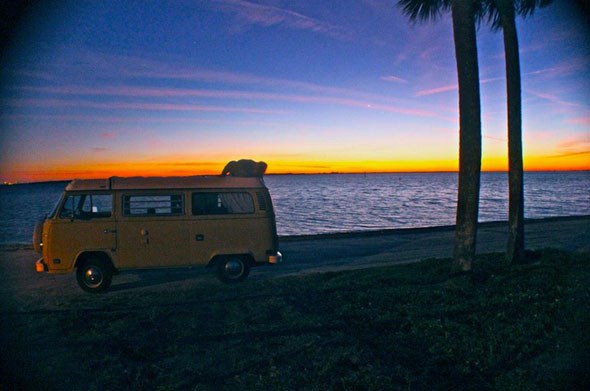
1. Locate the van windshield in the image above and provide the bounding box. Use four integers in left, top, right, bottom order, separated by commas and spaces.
48, 195, 64, 219
59, 193, 113, 219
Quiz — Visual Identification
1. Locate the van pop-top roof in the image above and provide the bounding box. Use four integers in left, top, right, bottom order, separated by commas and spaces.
65, 176, 266, 191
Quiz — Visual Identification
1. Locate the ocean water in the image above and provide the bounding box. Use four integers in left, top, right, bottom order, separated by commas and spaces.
265, 171, 590, 236
1, 172, 588, 245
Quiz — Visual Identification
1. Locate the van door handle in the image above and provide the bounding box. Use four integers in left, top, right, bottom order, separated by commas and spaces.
140, 229, 149, 244
103, 229, 117, 234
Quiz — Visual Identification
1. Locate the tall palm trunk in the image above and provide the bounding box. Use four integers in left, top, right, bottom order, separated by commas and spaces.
498, 0, 525, 263
450, 0, 482, 274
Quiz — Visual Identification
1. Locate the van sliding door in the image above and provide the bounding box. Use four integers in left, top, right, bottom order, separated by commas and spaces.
116, 193, 190, 268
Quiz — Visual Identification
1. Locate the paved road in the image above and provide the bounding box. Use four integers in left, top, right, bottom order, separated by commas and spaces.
1, 217, 588, 303
256, 216, 590, 278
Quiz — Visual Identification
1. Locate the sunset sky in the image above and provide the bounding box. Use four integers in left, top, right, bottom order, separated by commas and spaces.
1, 0, 589, 182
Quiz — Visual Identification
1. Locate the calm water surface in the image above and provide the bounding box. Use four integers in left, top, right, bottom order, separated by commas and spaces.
265, 171, 590, 236
1, 172, 588, 244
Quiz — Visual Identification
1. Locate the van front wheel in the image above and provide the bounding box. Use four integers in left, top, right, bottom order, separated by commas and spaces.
76, 257, 113, 293
216, 255, 250, 283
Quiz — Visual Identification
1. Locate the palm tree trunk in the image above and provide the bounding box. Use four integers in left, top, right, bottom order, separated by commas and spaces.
499, 1, 525, 264
450, 0, 482, 274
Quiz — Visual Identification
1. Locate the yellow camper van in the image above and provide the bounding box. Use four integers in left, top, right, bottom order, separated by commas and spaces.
33, 175, 282, 293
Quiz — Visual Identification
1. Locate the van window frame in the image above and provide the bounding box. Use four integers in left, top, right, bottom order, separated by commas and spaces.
58, 192, 114, 220
122, 193, 185, 217
191, 191, 255, 216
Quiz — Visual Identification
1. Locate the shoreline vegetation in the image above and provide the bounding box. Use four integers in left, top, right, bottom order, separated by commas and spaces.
1, 248, 588, 389
2, 169, 588, 186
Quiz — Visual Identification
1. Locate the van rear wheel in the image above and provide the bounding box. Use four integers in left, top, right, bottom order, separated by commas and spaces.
216, 255, 250, 283
76, 257, 113, 293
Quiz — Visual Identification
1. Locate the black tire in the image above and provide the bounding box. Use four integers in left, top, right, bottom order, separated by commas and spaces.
216, 255, 250, 283
76, 257, 113, 293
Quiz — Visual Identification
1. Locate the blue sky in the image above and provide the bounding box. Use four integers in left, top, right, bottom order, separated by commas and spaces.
1, 0, 589, 182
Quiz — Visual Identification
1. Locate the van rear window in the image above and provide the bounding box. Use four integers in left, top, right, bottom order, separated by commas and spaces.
123, 195, 184, 216
192, 192, 254, 215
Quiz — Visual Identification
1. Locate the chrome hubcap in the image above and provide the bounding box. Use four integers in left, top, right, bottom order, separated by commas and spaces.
224, 259, 244, 279
84, 266, 103, 287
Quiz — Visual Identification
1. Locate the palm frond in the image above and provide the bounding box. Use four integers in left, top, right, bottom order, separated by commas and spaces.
397, 0, 451, 22
483, 1, 504, 31
517, 0, 554, 17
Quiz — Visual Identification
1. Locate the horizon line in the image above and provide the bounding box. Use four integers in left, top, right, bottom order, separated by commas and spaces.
3, 169, 588, 186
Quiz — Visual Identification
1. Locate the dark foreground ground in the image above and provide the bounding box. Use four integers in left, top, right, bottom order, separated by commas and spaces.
1, 217, 589, 390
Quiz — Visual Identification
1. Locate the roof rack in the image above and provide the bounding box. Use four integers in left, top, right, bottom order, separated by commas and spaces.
65, 175, 265, 191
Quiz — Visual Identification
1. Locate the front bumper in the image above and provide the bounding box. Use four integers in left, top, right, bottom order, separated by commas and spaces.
268, 251, 282, 264
36, 257, 48, 273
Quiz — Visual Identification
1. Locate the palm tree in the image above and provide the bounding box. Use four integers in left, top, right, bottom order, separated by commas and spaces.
484, 0, 552, 264
398, 0, 483, 274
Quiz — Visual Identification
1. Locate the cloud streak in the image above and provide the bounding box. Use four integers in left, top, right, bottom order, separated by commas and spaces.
527, 90, 582, 108
416, 84, 457, 97
524, 57, 589, 79
381, 75, 408, 84
13, 50, 443, 119
416, 76, 504, 96
210, 0, 354, 41
546, 136, 590, 159
6, 98, 285, 114
42, 50, 412, 105
16, 84, 435, 117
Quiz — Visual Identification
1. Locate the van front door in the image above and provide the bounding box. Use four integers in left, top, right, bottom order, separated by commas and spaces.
50, 193, 116, 271
115, 194, 190, 268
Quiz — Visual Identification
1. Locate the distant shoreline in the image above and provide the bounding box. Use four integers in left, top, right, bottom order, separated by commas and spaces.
3, 215, 588, 250
1, 180, 69, 187
2, 170, 588, 186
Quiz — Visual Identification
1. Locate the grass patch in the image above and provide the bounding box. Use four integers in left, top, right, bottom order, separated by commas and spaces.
2, 249, 589, 390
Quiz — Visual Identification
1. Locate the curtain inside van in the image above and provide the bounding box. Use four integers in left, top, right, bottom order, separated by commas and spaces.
220, 193, 254, 214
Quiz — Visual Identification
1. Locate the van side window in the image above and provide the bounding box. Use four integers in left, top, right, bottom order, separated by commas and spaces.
123, 195, 184, 216
192, 192, 254, 215
59, 194, 112, 219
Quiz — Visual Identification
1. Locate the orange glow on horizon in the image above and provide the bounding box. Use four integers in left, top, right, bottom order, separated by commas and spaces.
522, 153, 590, 172
3, 153, 588, 183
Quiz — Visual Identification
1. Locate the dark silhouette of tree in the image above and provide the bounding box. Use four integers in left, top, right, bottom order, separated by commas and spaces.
398, 0, 483, 274
483, 0, 553, 264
